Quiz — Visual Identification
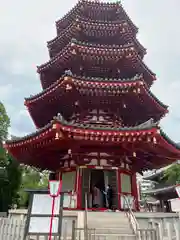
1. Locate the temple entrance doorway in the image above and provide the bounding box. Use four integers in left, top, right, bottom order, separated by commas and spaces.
90, 169, 105, 190
81, 168, 118, 210
90, 169, 106, 208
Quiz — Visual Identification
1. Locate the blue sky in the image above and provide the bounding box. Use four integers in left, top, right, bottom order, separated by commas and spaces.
1, 0, 180, 142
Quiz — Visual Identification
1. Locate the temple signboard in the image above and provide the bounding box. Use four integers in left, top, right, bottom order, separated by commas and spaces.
26, 192, 76, 235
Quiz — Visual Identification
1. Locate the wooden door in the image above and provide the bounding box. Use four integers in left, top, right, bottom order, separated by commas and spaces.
81, 168, 91, 208
104, 170, 118, 209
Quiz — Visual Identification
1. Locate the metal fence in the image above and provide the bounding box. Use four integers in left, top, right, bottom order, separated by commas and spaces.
0, 218, 158, 240
25, 226, 158, 240
74, 228, 158, 240
0, 217, 25, 240
3, 216, 180, 240
137, 228, 158, 240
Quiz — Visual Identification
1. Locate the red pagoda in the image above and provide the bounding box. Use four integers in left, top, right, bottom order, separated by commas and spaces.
4, 0, 180, 211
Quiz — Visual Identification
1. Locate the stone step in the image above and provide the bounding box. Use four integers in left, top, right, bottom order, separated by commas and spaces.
88, 222, 130, 228
90, 233, 136, 240
87, 212, 127, 218
88, 217, 129, 225
87, 211, 134, 238
92, 228, 134, 234
88, 221, 130, 227
87, 213, 130, 222
87, 214, 128, 219
87, 217, 129, 222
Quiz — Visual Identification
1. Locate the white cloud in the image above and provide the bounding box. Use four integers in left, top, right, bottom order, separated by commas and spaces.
0, 84, 15, 100
0, 0, 180, 142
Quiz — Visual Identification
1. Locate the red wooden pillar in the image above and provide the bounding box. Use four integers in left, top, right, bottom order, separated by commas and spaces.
76, 167, 82, 209
131, 173, 139, 211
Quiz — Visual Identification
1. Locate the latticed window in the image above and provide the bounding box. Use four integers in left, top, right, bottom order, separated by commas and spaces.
61, 171, 76, 192
121, 173, 132, 194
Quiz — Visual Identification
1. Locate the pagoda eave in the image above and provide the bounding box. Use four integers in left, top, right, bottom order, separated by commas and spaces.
48, 18, 144, 59
25, 74, 146, 103
5, 119, 158, 148
37, 41, 155, 89
5, 119, 180, 169
24, 74, 167, 129
26, 74, 167, 112
48, 18, 132, 47
56, 1, 137, 35
143, 185, 177, 198
5, 120, 180, 171
38, 41, 138, 72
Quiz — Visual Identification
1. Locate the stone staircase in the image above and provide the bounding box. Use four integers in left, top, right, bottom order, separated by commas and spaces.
87, 211, 136, 239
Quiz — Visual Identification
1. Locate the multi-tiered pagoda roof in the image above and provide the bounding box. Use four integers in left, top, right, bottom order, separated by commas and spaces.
4, 0, 180, 172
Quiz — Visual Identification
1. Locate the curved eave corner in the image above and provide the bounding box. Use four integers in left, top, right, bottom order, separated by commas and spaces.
37, 40, 156, 84
4, 118, 180, 161
4, 118, 157, 147
55, 1, 81, 27
24, 73, 167, 123
55, 0, 123, 29
24, 73, 145, 106
146, 88, 168, 114
160, 129, 180, 155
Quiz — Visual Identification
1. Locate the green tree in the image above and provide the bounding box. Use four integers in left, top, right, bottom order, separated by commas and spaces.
6, 154, 22, 207
0, 154, 22, 211
0, 101, 10, 170
0, 102, 10, 141
0, 101, 21, 212
162, 164, 180, 185
18, 166, 48, 208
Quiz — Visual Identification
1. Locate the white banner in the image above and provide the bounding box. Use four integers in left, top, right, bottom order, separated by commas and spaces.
170, 198, 180, 212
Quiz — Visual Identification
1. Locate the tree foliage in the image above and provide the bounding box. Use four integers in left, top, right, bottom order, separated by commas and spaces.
0, 102, 10, 166
162, 164, 180, 185
0, 154, 22, 212
0, 101, 21, 212
0, 102, 10, 141
18, 167, 49, 208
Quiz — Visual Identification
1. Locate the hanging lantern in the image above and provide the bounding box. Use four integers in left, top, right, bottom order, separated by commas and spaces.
75, 101, 79, 106
71, 42, 75, 47
68, 149, 72, 157
66, 84, 72, 91
64, 76, 69, 81
55, 132, 59, 140
133, 152, 136, 157
153, 137, 157, 144
71, 49, 76, 55
76, 24, 81, 31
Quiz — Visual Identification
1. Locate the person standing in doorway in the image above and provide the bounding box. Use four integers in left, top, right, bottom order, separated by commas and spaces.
106, 184, 113, 210
92, 185, 101, 208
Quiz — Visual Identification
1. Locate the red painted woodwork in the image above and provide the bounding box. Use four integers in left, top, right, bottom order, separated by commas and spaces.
4, 0, 180, 212
131, 173, 139, 211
